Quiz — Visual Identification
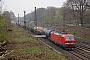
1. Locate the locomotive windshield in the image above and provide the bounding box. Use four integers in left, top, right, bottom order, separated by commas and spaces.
66, 36, 74, 40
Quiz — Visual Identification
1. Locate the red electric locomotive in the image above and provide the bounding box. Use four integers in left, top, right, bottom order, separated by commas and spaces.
50, 32, 76, 49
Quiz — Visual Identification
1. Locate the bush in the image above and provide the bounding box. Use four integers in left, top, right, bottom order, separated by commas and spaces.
0, 15, 9, 42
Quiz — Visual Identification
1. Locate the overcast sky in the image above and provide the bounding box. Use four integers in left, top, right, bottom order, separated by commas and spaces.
4, 0, 66, 17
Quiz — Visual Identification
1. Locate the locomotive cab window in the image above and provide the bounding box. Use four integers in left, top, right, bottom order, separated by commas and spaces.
66, 36, 74, 40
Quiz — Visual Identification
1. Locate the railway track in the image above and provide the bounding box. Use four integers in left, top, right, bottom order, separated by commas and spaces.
68, 51, 89, 60
38, 36, 90, 60
73, 43, 90, 60
76, 43, 90, 51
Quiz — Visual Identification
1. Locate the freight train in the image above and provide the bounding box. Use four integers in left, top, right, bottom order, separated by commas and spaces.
19, 24, 76, 49
43, 28, 76, 49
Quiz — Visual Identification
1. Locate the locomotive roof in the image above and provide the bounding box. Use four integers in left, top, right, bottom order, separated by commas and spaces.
52, 32, 62, 36
62, 34, 74, 37
52, 32, 74, 37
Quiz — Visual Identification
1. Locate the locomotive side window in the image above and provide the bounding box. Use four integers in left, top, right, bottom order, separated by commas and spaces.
66, 36, 74, 40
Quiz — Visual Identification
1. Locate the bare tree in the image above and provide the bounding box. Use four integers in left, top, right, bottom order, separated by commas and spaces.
0, 0, 7, 15
65, 0, 90, 26
0, 0, 2, 14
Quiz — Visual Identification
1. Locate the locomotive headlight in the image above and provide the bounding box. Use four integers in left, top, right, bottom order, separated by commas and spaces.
65, 43, 70, 44
70, 43, 75, 44
65, 43, 75, 44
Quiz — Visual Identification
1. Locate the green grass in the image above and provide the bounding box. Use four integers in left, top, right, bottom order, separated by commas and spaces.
67, 26, 90, 40
12, 27, 21, 31
14, 46, 41, 54
0, 16, 10, 42
86, 36, 90, 40
14, 45, 66, 60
